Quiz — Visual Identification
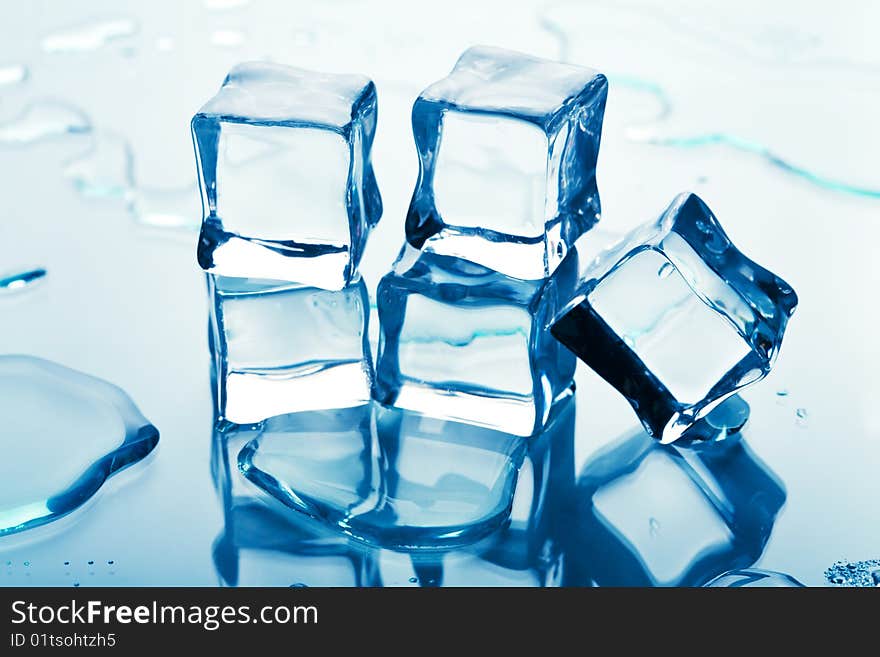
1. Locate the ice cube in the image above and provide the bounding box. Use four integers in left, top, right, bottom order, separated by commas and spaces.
208, 275, 373, 425
192, 62, 382, 290
374, 248, 576, 436
551, 192, 798, 443
406, 46, 607, 280
563, 424, 786, 586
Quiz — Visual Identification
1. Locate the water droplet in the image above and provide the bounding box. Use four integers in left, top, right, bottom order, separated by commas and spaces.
211, 30, 245, 47
776, 389, 789, 397
63, 561, 70, 566
657, 261, 675, 279
872, 570, 880, 586
0, 267, 47, 295
42, 19, 138, 54
130, 183, 201, 231
87, 560, 94, 565
795, 408, 808, 427
0, 356, 159, 537
289, 582, 307, 588
408, 576, 418, 583
0, 103, 90, 146
107, 560, 114, 565
649, 517, 660, 537
73, 582, 80, 587
23, 561, 30, 567
0, 64, 27, 87
64, 132, 134, 199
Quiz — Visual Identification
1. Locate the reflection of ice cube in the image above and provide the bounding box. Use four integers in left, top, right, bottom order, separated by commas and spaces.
375, 249, 575, 436
238, 403, 526, 550
217, 399, 575, 584
208, 275, 372, 425
551, 192, 797, 443
211, 423, 378, 587
705, 569, 803, 587
213, 502, 379, 587
192, 62, 381, 290
406, 46, 606, 280
563, 421, 785, 587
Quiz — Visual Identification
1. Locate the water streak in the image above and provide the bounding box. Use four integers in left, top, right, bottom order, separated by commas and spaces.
42, 19, 138, 53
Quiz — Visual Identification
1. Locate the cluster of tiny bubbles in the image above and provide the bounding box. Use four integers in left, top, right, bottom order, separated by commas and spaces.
824, 559, 880, 587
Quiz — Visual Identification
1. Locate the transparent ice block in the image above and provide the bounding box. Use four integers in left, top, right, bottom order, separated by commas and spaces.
211, 421, 378, 587
406, 46, 607, 280
192, 62, 381, 290
208, 275, 373, 425
375, 248, 576, 436
551, 192, 798, 443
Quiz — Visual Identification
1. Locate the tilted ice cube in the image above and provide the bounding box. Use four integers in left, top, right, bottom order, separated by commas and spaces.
563, 417, 785, 586
208, 275, 373, 425
192, 62, 382, 290
551, 193, 798, 443
406, 46, 607, 280
374, 247, 576, 437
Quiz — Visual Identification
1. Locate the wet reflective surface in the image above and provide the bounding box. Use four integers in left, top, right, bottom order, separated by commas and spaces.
0, 0, 877, 585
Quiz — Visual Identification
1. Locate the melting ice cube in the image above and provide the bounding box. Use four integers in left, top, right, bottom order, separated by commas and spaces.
192, 62, 381, 290
551, 192, 797, 443
406, 46, 606, 280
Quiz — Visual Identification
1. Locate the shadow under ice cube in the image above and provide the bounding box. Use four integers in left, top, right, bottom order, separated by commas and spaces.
406, 46, 607, 280
551, 192, 797, 443
375, 249, 575, 436
208, 276, 373, 425
192, 62, 381, 290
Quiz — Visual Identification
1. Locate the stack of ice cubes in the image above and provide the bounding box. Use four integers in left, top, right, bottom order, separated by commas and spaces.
375, 47, 608, 437
193, 62, 381, 425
